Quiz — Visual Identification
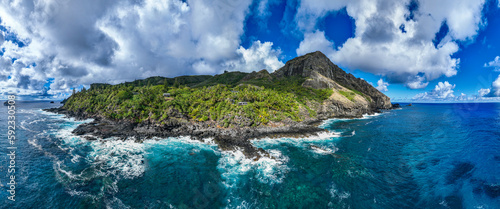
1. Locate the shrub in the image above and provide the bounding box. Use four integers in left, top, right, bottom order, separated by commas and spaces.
116, 90, 133, 101
339, 91, 356, 102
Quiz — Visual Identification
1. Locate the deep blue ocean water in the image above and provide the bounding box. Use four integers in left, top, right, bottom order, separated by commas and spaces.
0, 101, 499, 208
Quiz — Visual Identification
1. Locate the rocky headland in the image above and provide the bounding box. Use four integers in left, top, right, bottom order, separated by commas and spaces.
45, 51, 395, 158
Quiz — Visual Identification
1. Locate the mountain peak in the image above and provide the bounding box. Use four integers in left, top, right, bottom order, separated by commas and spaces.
272, 51, 341, 79
272, 51, 392, 109
307, 51, 328, 57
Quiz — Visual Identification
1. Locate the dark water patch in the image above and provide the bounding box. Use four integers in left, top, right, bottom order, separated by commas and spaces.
446, 162, 475, 184
430, 158, 440, 166
494, 156, 500, 162
469, 178, 500, 198
470, 178, 485, 184
415, 162, 427, 170
444, 194, 464, 209
484, 184, 500, 198
473, 186, 483, 195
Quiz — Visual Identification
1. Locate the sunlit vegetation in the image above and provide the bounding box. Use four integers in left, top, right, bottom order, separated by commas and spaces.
339, 91, 356, 102
350, 89, 371, 102
64, 74, 333, 127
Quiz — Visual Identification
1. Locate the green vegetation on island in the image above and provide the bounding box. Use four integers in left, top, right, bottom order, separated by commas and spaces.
64, 73, 333, 127
62, 51, 392, 131
49, 51, 392, 157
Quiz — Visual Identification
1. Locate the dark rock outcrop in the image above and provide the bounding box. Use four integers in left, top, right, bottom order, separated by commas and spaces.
45, 107, 325, 158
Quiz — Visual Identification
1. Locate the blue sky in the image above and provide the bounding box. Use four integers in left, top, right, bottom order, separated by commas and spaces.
1, 0, 500, 102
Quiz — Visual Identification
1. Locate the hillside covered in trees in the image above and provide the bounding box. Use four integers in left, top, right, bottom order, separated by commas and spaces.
63, 51, 392, 129
65, 73, 333, 128
49, 52, 392, 154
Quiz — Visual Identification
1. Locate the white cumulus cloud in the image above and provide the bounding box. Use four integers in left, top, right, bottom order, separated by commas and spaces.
412, 81, 456, 100
484, 56, 500, 71
375, 78, 389, 92
0, 0, 283, 99
478, 88, 491, 97
483, 75, 500, 97
224, 41, 284, 72
296, 30, 335, 56
294, 0, 486, 89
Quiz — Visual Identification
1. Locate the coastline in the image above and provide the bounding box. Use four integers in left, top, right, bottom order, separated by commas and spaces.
43, 106, 388, 158
44, 51, 397, 158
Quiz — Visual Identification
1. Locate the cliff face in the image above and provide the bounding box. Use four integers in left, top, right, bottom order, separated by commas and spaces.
272, 51, 392, 117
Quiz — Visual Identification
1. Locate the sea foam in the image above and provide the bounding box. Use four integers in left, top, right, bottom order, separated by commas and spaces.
310, 145, 339, 155
87, 139, 146, 179
251, 131, 341, 147
319, 112, 385, 128
217, 148, 289, 187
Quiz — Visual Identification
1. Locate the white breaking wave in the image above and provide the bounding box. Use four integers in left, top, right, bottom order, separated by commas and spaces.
310, 145, 339, 155
361, 112, 382, 119
300, 131, 342, 141
53, 139, 146, 206
37, 109, 94, 123
144, 136, 218, 148
55, 161, 86, 181
251, 131, 341, 148
27, 118, 47, 125
56, 127, 87, 146
217, 148, 289, 188
319, 112, 385, 128
29, 108, 140, 207
55, 135, 221, 207
329, 183, 351, 206
87, 139, 147, 179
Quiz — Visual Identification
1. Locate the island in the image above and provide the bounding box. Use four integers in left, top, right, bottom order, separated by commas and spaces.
45, 51, 394, 157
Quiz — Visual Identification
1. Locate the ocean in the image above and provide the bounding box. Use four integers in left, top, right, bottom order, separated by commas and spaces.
0, 101, 499, 208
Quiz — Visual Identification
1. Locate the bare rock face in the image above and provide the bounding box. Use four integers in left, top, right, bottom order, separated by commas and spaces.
272, 51, 392, 111
272, 51, 337, 79
302, 71, 344, 90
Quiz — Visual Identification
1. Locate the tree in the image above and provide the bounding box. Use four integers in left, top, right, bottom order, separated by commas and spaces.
116, 90, 133, 101
163, 78, 168, 89
72, 88, 76, 95
173, 78, 180, 88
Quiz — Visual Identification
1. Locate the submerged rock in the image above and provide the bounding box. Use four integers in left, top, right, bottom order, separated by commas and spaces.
446, 162, 475, 184
484, 184, 500, 198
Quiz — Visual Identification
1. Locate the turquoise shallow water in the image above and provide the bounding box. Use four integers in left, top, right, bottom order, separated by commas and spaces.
0, 102, 499, 208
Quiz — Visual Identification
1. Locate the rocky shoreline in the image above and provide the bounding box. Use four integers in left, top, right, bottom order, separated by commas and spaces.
43, 52, 399, 158
43, 107, 388, 158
